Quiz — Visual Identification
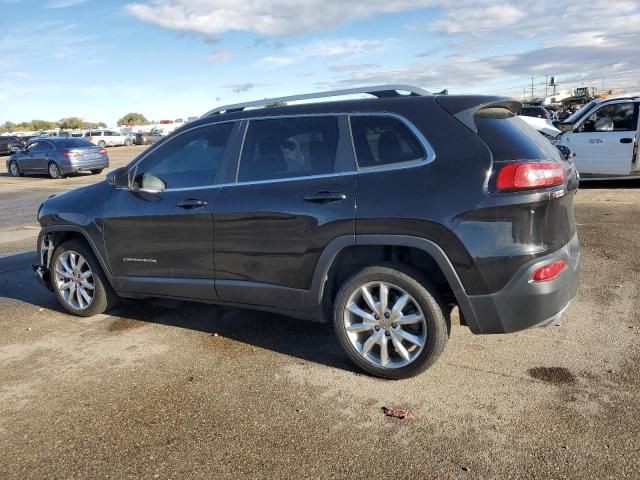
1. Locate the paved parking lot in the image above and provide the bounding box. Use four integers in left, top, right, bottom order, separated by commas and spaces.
0, 147, 639, 479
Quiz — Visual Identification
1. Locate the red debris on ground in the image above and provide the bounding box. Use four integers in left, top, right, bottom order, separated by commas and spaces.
382, 406, 415, 420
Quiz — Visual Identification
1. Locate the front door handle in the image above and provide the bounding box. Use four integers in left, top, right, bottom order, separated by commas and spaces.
177, 198, 208, 209
620, 138, 634, 144
304, 191, 347, 203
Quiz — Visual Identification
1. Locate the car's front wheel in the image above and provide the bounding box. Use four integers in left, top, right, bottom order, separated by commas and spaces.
333, 265, 449, 379
48, 162, 63, 179
124, 138, 132, 147
98, 140, 106, 148
8, 160, 22, 177
51, 239, 117, 317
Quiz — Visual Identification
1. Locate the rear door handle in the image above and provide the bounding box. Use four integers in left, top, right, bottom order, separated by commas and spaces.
620, 138, 634, 144
177, 198, 208, 209
304, 191, 347, 203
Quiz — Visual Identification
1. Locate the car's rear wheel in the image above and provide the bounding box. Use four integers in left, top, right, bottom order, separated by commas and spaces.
51, 239, 117, 317
333, 265, 449, 379
90, 169, 103, 175
124, 138, 132, 147
48, 162, 63, 179
8, 160, 22, 177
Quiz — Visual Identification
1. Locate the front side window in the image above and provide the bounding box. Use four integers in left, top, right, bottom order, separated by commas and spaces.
350, 115, 425, 168
238, 116, 339, 182
26, 142, 40, 151
131, 122, 234, 190
580, 103, 638, 132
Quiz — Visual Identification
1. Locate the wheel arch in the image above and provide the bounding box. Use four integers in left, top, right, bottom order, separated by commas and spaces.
38, 225, 113, 286
312, 235, 480, 331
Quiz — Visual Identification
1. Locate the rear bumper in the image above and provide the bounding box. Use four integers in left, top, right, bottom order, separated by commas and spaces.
464, 232, 580, 334
61, 158, 109, 174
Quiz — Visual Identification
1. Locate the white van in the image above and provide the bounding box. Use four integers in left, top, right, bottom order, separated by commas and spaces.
556, 94, 640, 180
85, 129, 132, 148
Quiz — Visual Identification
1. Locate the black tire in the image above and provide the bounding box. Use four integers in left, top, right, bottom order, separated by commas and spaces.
50, 239, 117, 317
333, 265, 449, 379
8, 160, 22, 177
90, 169, 103, 175
124, 138, 132, 147
98, 140, 106, 148
48, 162, 63, 179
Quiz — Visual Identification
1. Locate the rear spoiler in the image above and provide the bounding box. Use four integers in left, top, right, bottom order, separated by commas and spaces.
435, 95, 522, 133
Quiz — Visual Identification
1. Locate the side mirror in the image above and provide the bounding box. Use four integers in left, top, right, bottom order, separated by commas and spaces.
106, 166, 129, 188
558, 122, 574, 133
138, 173, 166, 192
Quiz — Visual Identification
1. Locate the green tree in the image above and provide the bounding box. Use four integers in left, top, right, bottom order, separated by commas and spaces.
117, 113, 149, 126
2, 121, 16, 131
59, 117, 84, 129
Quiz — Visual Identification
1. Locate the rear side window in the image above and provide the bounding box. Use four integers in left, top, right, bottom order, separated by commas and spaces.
350, 115, 425, 168
238, 116, 339, 182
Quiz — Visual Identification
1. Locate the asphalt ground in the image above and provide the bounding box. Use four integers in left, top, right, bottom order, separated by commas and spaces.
0, 146, 639, 479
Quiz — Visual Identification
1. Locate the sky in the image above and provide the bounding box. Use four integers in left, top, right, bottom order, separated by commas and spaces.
1, 0, 639, 126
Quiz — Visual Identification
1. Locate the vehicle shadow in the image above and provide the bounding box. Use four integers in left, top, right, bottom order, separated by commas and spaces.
0, 250, 357, 373
579, 178, 640, 189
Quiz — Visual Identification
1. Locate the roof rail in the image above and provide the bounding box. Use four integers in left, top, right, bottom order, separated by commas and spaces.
202, 84, 431, 117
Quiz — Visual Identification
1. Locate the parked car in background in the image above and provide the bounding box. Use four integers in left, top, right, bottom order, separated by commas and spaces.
85, 129, 132, 147
134, 129, 164, 145
518, 105, 552, 119
32, 85, 579, 379
0, 136, 25, 156
7, 137, 109, 179
556, 94, 640, 180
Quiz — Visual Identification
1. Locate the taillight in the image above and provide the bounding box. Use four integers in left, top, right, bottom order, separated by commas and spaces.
496, 162, 564, 191
62, 150, 79, 158
99, 148, 107, 155
532, 260, 566, 282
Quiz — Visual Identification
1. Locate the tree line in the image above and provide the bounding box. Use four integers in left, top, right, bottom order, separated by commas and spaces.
2, 113, 150, 132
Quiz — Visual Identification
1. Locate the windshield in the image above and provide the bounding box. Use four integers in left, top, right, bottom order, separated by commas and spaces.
566, 100, 598, 124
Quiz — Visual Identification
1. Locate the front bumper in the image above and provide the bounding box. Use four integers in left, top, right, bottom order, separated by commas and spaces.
465, 232, 580, 334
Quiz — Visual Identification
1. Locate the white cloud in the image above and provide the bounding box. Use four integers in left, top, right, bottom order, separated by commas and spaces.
224, 83, 257, 93
4, 71, 30, 78
258, 56, 294, 67
205, 48, 233, 63
125, 0, 438, 37
296, 39, 387, 58
430, 5, 525, 34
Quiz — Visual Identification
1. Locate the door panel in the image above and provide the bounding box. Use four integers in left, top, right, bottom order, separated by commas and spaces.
567, 102, 639, 176
213, 174, 356, 291
101, 121, 239, 301
213, 115, 356, 296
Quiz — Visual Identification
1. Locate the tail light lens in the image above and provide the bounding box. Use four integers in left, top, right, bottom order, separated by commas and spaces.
532, 260, 566, 282
99, 148, 107, 155
62, 150, 79, 158
496, 162, 564, 191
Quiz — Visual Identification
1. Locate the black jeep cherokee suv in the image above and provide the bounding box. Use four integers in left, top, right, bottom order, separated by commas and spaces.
34, 85, 580, 379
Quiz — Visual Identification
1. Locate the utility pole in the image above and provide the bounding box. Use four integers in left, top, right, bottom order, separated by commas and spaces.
545, 76, 548, 98
531, 77, 534, 101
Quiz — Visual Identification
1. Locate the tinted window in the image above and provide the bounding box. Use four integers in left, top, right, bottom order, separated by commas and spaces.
475, 109, 562, 162
350, 116, 425, 167
132, 122, 234, 189
238, 116, 339, 182
580, 103, 638, 132
90, 131, 101, 136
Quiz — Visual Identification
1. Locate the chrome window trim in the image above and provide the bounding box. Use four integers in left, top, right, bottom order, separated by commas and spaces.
126, 112, 435, 193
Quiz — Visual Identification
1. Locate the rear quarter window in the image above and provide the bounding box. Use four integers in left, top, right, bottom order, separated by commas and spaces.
475, 109, 562, 162
350, 115, 425, 168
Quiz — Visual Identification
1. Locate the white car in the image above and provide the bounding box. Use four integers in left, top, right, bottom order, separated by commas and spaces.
85, 129, 132, 148
556, 94, 640, 180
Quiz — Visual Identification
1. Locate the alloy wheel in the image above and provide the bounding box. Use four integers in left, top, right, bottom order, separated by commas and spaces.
49, 163, 60, 178
343, 281, 427, 369
9, 162, 19, 176
53, 250, 95, 310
